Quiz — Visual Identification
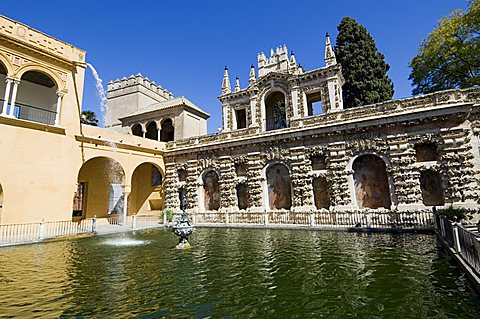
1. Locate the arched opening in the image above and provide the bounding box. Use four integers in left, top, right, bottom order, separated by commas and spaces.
313, 177, 330, 209
236, 183, 249, 210
265, 91, 287, 131
160, 118, 174, 142
353, 155, 392, 209
17, 70, 58, 125
132, 124, 143, 137
266, 163, 292, 210
0, 183, 4, 222
75, 157, 125, 219
0, 62, 7, 114
129, 163, 164, 215
420, 170, 445, 206
203, 170, 220, 211
145, 121, 158, 140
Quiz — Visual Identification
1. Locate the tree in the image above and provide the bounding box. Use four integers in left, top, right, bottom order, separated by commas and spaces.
81, 110, 99, 126
409, 1, 480, 95
334, 17, 394, 108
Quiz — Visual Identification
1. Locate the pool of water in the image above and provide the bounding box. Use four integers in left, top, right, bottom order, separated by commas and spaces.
0, 228, 478, 318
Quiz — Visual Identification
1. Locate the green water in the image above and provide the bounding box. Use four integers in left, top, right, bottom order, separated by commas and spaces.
0, 228, 478, 318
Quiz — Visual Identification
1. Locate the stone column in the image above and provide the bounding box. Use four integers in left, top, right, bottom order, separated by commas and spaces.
218, 156, 236, 211
1, 77, 13, 116
246, 152, 264, 211
122, 185, 131, 225
164, 162, 178, 210
291, 86, 300, 119
222, 102, 230, 132
289, 146, 315, 211
249, 95, 258, 127
54, 92, 64, 126
186, 160, 199, 213
8, 79, 20, 117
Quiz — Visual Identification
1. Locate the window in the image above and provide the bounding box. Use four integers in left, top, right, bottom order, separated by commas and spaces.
236, 109, 247, 129
306, 91, 323, 116
311, 155, 327, 170
178, 169, 187, 182
72, 182, 86, 217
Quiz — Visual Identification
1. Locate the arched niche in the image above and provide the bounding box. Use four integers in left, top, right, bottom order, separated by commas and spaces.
129, 162, 164, 215
202, 170, 220, 211
265, 91, 287, 131
236, 183, 249, 210
352, 154, 392, 209
313, 176, 330, 209
75, 157, 125, 219
17, 70, 58, 124
131, 124, 143, 137
145, 121, 158, 140
160, 118, 174, 142
266, 163, 292, 210
420, 170, 445, 206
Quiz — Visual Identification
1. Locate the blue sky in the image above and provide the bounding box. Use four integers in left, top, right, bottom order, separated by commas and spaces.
1, 0, 468, 133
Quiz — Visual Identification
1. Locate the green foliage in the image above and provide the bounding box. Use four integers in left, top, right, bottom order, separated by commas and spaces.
334, 17, 394, 108
80, 110, 99, 126
409, 1, 480, 95
163, 208, 175, 222
438, 206, 472, 222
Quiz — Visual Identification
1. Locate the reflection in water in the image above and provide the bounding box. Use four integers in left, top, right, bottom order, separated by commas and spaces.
0, 228, 478, 318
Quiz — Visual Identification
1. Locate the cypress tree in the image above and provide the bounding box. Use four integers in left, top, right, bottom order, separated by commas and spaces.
334, 17, 394, 108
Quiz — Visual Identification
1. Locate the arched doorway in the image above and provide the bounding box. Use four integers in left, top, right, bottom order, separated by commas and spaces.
75, 157, 125, 219
145, 121, 158, 140
352, 155, 392, 209
265, 91, 287, 131
420, 170, 444, 206
313, 177, 330, 209
17, 70, 58, 125
132, 124, 143, 137
160, 118, 174, 142
129, 163, 164, 215
202, 170, 220, 211
266, 163, 292, 210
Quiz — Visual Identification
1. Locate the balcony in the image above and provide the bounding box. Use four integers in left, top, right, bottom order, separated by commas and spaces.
266, 117, 288, 131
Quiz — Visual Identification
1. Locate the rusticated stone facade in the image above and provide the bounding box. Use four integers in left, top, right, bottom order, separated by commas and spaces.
164, 85, 480, 215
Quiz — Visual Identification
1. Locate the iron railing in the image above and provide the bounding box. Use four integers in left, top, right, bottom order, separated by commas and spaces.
265, 117, 288, 131
0, 214, 163, 246
13, 102, 56, 125
435, 214, 480, 275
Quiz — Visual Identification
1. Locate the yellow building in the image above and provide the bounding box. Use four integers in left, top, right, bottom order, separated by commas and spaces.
0, 16, 166, 225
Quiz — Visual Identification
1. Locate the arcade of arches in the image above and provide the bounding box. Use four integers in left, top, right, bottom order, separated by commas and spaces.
130, 118, 175, 142
74, 158, 164, 219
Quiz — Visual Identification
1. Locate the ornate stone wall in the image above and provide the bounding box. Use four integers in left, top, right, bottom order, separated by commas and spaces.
164, 88, 480, 214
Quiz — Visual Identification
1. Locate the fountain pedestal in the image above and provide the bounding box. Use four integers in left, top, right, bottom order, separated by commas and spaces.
172, 210, 194, 249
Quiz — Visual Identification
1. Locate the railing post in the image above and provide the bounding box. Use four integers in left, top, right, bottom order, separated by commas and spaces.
310, 210, 315, 226
264, 210, 269, 226
132, 215, 137, 230
92, 216, 97, 234
453, 223, 462, 254
225, 211, 229, 224
39, 219, 45, 240
366, 211, 372, 228
163, 211, 167, 226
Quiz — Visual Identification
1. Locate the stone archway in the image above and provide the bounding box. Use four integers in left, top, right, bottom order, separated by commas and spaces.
129, 162, 164, 215
266, 163, 292, 210
145, 121, 158, 140
353, 154, 391, 209
313, 176, 330, 209
16, 70, 58, 125
264, 91, 287, 131
75, 157, 125, 219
